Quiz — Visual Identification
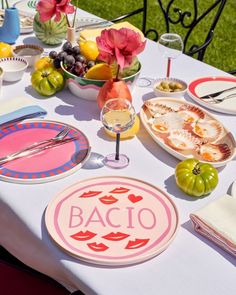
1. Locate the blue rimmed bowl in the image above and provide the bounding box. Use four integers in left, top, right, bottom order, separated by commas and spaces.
61, 62, 141, 101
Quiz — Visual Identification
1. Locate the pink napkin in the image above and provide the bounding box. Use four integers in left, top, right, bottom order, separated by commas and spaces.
190, 183, 236, 257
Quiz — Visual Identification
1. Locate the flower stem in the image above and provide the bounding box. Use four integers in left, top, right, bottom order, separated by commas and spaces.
5, 0, 9, 9
66, 14, 71, 27
72, 7, 78, 28
115, 64, 120, 80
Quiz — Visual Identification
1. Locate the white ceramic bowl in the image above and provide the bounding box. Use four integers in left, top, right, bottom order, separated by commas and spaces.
12, 44, 44, 67
153, 78, 187, 98
0, 57, 28, 82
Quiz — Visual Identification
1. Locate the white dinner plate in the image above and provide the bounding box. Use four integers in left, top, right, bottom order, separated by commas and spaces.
14, 0, 36, 15
188, 76, 236, 115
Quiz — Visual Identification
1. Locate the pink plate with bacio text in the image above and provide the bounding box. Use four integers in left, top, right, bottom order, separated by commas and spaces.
0, 120, 90, 184
45, 176, 179, 266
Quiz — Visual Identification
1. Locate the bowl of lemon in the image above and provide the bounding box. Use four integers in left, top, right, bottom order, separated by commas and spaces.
50, 40, 141, 101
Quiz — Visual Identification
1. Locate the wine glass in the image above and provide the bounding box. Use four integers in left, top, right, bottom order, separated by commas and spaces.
158, 33, 183, 78
101, 98, 136, 169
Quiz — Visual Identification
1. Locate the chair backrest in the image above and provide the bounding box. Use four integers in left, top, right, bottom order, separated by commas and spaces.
110, 0, 147, 35
145, 0, 226, 61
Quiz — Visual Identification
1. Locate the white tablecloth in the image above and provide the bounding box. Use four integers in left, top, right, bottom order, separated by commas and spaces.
0, 8, 236, 295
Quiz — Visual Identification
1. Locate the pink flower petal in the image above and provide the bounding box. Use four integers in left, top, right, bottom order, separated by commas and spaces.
96, 27, 146, 70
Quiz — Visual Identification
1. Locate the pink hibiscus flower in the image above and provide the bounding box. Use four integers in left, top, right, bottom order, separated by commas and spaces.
96, 28, 146, 70
36, 0, 75, 22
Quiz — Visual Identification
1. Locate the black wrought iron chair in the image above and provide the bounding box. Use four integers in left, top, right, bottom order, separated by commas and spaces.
110, 0, 147, 35
145, 0, 226, 61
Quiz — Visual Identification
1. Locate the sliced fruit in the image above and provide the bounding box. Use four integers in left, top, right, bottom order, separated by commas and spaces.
85, 63, 113, 80
79, 40, 99, 61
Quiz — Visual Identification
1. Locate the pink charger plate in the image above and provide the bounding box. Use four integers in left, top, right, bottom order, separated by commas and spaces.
0, 120, 90, 183
45, 176, 179, 266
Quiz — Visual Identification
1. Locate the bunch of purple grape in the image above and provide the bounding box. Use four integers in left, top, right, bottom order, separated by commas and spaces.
49, 41, 95, 77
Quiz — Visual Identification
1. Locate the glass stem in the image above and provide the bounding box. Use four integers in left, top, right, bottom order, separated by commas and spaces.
166, 58, 171, 78
115, 133, 120, 161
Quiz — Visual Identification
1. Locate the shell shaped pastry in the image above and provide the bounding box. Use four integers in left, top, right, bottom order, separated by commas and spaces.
151, 113, 184, 133
199, 143, 231, 162
178, 104, 205, 123
144, 101, 175, 118
192, 120, 224, 142
167, 129, 201, 150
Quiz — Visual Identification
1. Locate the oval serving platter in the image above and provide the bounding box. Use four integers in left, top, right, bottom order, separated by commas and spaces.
140, 97, 236, 167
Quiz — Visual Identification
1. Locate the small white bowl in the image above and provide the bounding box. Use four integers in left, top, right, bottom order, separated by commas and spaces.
153, 78, 187, 98
0, 57, 28, 82
12, 44, 44, 67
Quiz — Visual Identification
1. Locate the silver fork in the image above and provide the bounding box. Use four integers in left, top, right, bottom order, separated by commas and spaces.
0, 126, 71, 165
209, 93, 236, 104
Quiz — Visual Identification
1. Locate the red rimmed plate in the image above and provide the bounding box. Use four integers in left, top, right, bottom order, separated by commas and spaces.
0, 120, 90, 184
45, 176, 179, 266
188, 76, 236, 115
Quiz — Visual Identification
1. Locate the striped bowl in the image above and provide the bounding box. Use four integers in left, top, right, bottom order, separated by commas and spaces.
0, 57, 28, 82
61, 62, 141, 101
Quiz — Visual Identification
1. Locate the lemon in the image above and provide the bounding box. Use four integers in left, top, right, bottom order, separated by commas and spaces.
0, 42, 13, 58
105, 115, 140, 139
80, 40, 99, 61
85, 63, 113, 80
34, 57, 53, 70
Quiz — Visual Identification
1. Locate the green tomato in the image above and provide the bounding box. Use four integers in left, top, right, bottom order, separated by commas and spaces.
31, 67, 64, 96
175, 158, 218, 197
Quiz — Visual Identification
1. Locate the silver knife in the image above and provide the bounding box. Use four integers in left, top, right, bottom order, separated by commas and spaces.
200, 86, 236, 99
76, 20, 112, 32
0, 137, 78, 165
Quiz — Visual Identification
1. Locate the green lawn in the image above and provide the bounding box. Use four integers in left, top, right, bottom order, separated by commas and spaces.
78, 0, 236, 73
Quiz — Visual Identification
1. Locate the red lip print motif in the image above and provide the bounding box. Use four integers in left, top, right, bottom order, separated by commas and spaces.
109, 187, 130, 194
102, 232, 130, 241
70, 230, 97, 241
128, 194, 143, 203
79, 191, 102, 198
125, 238, 150, 249
87, 242, 109, 252
99, 195, 118, 205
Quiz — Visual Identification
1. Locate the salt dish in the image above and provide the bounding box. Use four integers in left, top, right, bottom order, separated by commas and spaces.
0, 57, 28, 82
153, 78, 187, 98
12, 44, 44, 67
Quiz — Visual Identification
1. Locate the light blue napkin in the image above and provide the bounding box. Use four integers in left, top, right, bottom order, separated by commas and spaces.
0, 97, 47, 128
